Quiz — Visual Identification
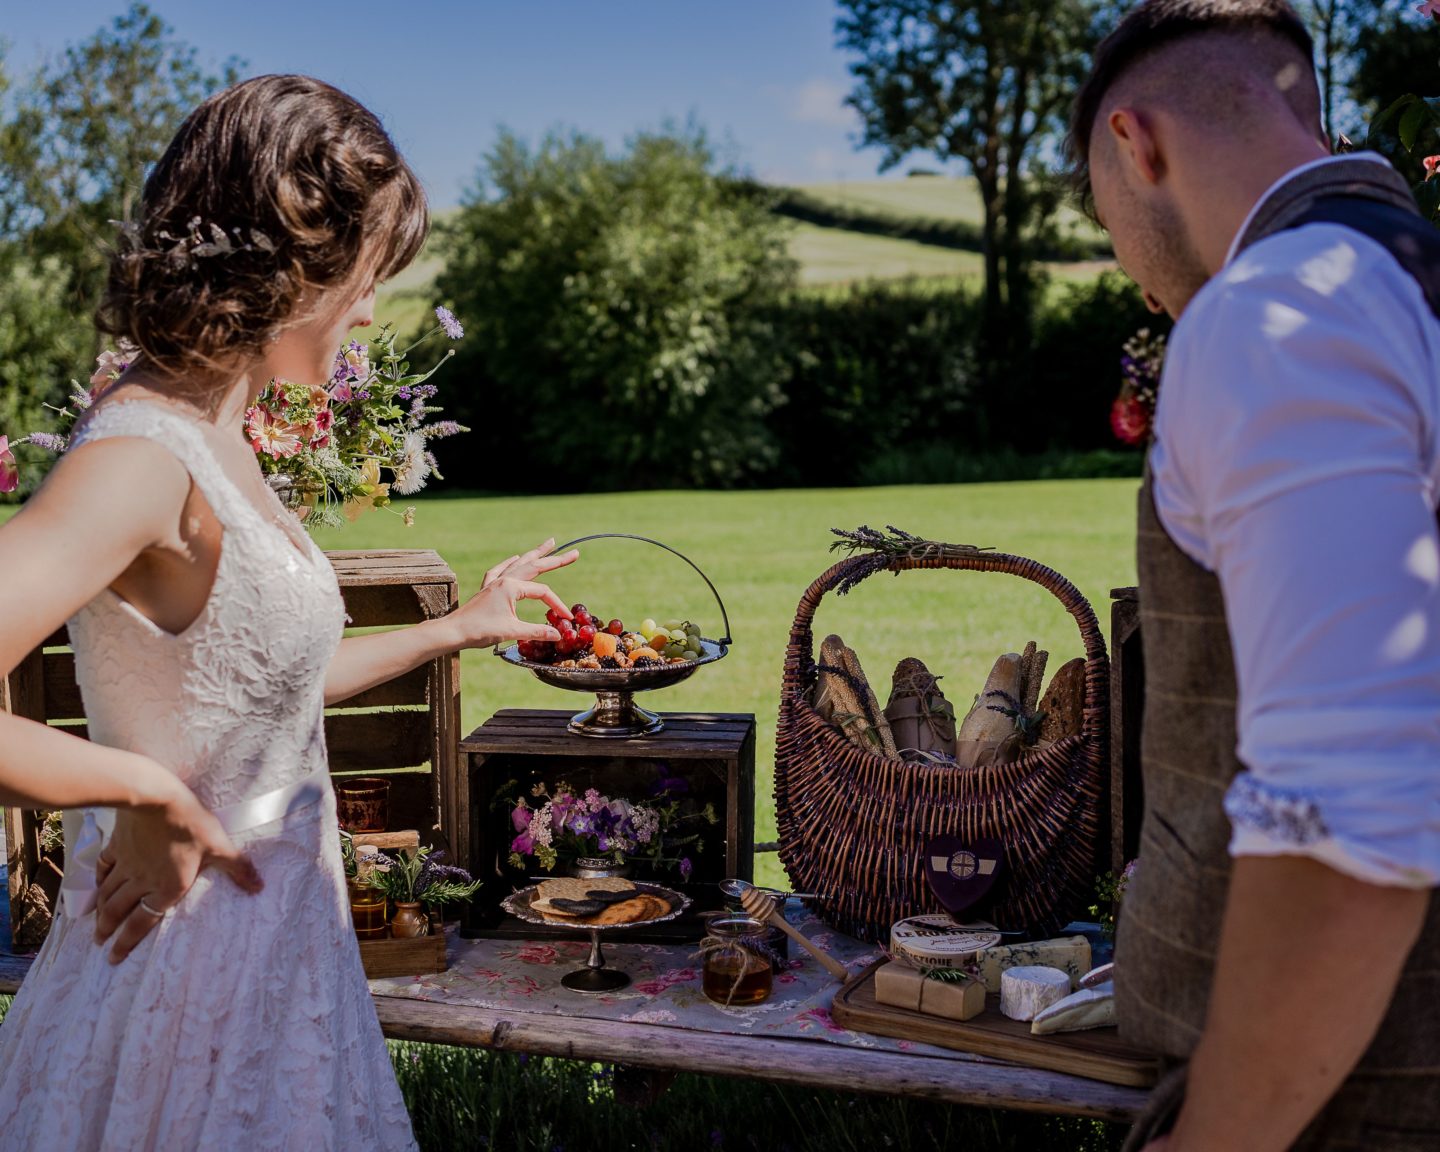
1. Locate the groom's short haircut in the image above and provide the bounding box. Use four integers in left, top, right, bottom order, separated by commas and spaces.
1067, 0, 1318, 218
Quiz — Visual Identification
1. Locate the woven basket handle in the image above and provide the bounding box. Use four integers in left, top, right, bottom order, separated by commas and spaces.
785, 539, 1107, 736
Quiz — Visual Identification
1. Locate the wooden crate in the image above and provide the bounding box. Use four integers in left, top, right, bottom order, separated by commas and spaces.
358, 933, 447, 980
1109, 587, 1144, 875
459, 708, 756, 941
2, 549, 463, 951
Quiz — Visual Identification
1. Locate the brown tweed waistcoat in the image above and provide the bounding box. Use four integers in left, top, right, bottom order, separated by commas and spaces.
1119, 159, 1440, 1151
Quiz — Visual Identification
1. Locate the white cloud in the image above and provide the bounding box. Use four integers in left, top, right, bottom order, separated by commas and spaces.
792, 78, 857, 128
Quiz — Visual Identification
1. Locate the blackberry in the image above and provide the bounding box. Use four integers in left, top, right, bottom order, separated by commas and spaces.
598, 655, 621, 669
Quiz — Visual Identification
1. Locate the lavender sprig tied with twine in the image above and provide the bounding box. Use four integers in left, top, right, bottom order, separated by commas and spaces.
828, 526, 993, 595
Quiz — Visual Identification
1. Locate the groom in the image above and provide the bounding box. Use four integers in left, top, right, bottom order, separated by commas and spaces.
1069, 2, 1440, 1149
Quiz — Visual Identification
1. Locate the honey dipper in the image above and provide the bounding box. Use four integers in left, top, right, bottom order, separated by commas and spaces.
738, 886, 849, 982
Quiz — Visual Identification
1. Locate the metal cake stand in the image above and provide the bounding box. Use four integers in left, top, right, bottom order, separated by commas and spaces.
502, 881, 693, 994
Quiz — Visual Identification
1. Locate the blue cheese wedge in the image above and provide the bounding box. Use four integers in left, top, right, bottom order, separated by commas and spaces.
1000, 966, 1071, 1021
1030, 980, 1116, 1035
974, 936, 1091, 994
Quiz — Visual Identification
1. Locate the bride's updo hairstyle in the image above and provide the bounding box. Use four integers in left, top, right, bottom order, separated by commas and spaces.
96, 74, 428, 404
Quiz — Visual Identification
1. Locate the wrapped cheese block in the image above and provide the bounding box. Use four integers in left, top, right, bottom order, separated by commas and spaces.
890, 914, 1002, 971
973, 935, 1091, 994
1030, 980, 1116, 1035
874, 960, 985, 1022
1000, 966, 1070, 1021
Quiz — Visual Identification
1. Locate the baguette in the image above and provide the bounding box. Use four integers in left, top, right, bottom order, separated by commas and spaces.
955, 652, 1023, 769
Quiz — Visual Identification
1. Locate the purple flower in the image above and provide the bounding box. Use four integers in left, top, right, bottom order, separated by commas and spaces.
511, 806, 531, 834
510, 833, 534, 856
679, 857, 693, 882
435, 305, 464, 340
23, 432, 67, 453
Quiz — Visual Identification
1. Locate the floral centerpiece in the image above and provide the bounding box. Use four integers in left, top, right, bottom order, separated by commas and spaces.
504, 780, 717, 881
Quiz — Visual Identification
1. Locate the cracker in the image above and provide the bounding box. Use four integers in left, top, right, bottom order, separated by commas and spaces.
536, 877, 636, 903
589, 893, 670, 926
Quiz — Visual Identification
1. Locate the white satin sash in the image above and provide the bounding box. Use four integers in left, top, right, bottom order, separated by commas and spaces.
59, 766, 332, 917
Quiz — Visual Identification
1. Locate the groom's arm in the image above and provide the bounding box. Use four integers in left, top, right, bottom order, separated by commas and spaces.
1155, 857, 1426, 1151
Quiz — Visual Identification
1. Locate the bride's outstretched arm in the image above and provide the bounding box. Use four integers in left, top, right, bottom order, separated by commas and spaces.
323, 538, 578, 704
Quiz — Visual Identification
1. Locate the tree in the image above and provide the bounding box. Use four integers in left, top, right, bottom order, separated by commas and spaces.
434, 127, 797, 491
0, 3, 240, 323
835, 0, 1114, 374
1352, 7, 1440, 186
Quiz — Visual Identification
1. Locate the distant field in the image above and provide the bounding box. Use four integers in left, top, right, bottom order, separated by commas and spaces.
371, 180, 1115, 305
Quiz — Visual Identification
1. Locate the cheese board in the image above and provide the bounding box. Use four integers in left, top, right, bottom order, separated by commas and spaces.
829, 959, 1159, 1089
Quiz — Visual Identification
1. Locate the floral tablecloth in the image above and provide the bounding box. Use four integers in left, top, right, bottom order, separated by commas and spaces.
369, 900, 1110, 1062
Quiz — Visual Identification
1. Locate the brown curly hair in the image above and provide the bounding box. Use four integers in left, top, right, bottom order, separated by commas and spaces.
96, 74, 428, 404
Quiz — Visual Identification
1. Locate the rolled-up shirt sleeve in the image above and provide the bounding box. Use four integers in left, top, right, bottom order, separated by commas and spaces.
1152, 225, 1440, 888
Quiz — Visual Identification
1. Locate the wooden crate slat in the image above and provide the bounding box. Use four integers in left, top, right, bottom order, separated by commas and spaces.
325, 711, 432, 772
42, 652, 84, 721
330, 665, 429, 709
342, 584, 458, 628
358, 933, 446, 979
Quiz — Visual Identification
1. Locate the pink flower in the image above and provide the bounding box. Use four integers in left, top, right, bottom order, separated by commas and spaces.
1418, 0, 1440, 20
245, 408, 307, 458
1110, 395, 1152, 446
0, 436, 18, 494
314, 408, 334, 434
511, 806, 531, 834
510, 832, 534, 856
1425, 156, 1440, 180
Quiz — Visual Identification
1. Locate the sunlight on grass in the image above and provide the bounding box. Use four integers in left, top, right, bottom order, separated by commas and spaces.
312, 481, 1140, 887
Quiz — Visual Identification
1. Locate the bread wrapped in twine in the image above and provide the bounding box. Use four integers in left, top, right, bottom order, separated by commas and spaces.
813, 634, 898, 758
884, 657, 957, 762
1037, 657, 1087, 746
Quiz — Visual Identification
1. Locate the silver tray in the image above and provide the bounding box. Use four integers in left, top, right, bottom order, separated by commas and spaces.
495, 533, 733, 738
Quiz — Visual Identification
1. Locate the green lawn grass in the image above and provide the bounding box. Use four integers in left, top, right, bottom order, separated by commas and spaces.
311, 481, 1140, 887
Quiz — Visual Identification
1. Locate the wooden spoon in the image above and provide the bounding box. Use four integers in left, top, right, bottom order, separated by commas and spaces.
739, 887, 849, 982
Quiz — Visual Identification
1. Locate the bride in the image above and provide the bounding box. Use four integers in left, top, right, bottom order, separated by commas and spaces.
0, 74, 574, 1150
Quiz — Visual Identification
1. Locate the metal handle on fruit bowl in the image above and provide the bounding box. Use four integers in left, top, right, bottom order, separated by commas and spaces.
551, 533, 733, 646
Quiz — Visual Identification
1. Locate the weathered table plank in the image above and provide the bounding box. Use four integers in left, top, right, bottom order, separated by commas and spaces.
0, 951, 1145, 1121
372, 995, 1147, 1122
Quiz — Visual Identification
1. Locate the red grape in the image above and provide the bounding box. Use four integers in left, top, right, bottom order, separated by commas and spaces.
545, 607, 566, 627
605, 619, 624, 636
577, 623, 597, 645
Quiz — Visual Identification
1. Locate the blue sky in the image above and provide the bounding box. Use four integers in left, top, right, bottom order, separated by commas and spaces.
4, 1, 938, 208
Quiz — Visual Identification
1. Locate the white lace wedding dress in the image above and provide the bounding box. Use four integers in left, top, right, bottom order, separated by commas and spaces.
0, 400, 417, 1150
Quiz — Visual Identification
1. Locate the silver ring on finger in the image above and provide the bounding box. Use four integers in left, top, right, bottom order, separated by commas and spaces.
138, 896, 168, 918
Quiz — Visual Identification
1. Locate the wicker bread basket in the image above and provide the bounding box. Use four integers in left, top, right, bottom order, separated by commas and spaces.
774, 530, 1109, 943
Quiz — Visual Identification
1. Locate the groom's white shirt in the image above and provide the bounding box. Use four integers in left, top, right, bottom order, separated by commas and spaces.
1151, 153, 1440, 889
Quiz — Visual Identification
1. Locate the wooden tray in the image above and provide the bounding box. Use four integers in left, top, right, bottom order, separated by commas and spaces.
358, 933, 447, 980
830, 960, 1159, 1089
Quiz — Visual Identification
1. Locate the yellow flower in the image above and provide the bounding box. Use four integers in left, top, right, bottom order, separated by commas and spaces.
343, 459, 391, 521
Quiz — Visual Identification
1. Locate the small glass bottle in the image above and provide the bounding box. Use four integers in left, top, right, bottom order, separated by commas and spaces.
701, 916, 774, 1007
349, 844, 388, 940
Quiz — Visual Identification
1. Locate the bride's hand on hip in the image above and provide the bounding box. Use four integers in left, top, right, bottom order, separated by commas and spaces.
447, 538, 580, 649
93, 777, 263, 964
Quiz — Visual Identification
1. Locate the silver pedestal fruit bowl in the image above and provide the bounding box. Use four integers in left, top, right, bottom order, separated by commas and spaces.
494, 534, 732, 739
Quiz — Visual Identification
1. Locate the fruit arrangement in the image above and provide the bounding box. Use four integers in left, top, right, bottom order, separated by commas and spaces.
515, 604, 709, 670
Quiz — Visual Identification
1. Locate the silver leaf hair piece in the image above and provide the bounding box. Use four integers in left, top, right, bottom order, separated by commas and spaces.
110, 217, 276, 268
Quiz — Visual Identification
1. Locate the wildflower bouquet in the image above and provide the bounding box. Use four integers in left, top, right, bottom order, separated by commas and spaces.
248, 307, 468, 528
0, 307, 468, 529
503, 780, 717, 880
1110, 327, 1167, 447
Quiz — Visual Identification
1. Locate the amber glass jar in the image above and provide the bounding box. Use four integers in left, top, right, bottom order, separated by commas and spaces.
701, 916, 774, 1007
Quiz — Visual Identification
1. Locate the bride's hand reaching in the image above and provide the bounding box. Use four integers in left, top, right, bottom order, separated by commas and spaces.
445, 537, 581, 649
93, 776, 263, 964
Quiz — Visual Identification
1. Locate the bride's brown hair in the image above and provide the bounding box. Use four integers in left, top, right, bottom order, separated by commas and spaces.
96, 74, 428, 403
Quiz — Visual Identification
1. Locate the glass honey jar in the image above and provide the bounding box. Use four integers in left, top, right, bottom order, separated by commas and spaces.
701, 916, 774, 1007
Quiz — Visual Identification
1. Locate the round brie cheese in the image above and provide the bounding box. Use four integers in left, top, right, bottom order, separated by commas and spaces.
889, 914, 1002, 969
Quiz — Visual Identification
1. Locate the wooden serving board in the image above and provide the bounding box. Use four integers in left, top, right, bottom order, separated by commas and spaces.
359, 933, 447, 980
830, 960, 1159, 1089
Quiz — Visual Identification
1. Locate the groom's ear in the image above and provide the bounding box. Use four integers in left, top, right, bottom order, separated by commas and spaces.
1106, 107, 1165, 188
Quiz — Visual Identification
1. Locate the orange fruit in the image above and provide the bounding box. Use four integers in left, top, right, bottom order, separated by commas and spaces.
592, 632, 618, 659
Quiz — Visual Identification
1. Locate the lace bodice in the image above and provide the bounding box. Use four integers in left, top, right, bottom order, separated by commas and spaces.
67, 399, 347, 809
0, 398, 416, 1150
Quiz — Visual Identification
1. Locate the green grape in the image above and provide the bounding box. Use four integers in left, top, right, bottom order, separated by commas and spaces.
662, 618, 683, 631
667, 628, 687, 643
640, 618, 658, 638
663, 642, 686, 659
